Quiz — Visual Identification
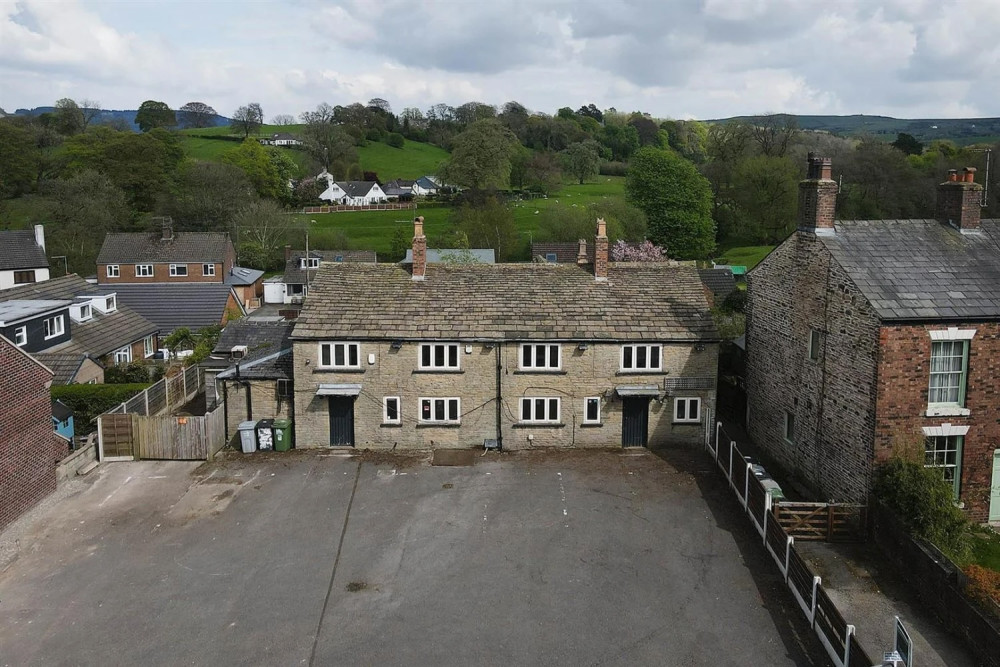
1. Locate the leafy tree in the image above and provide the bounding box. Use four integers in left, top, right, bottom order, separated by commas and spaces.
629, 113, 662, 147
662, 119, 708, 163
222, 139, 284, 199
178, 102, 218, 129
186, 325, 224, 366
730, 155, 800, 243
230, 103, 263, 138
591, 198, 648, 241
892, 132, 924, 156
0, 121, 38, 196
161, 161, 254, 230
385, 132, 405, 148
450, 196, 520, 260
164, 327, 196, 355
601, 123, 640, 161
454, 101, 496, 126
439, 119, 519, 190
561, 140, 601, 184
302, 121, 357, 171
625, 147, 715, 259
389, 225, 410, 262
577, 104, 603, 123
368, 97, 392, 114
135, 100, 176, 132
499, 101, 530, 142
290, 178, 326, 208
53, 98, 85, 136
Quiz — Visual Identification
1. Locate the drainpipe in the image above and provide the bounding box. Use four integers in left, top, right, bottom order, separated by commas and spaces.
495, 342, 503, 451
223, 381, 230, 443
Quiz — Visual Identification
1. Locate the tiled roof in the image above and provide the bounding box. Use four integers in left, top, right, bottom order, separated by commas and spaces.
283, 250, 377, 285
819, 219, 1000, 320
531, 242, 592, 263
293, 262, 718, 341
36, 351, 92, 385
0, 229, 48, 271
216, 349, 292, 381
223, 266, 265, 286
98, 283, 243, 332
698, 268, 736, 300
415, 176, 439, 189
337, 181, 378, 197
402, 248, 495, 264
96, 231, 232, 264
213, 319, 294, 362
0, 274, 157, 356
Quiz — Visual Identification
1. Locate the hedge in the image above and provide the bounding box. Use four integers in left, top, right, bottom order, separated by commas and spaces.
51, 383, 150, 436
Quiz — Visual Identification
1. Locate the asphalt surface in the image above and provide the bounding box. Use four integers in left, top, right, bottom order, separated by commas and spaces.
0, 447, 830, 666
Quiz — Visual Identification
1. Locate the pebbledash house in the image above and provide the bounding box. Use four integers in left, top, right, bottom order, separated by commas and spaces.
290, 218, 720, 450
747, 155, 1000, 523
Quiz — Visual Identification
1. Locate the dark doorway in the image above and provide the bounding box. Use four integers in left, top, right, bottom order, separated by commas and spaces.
328, 396, 355, 446
622, 397, 649, 447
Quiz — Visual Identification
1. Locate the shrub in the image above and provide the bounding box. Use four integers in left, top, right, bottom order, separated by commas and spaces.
873, 456, 971, 561
964, 565, 1000, 617
104, 361, 155, 384
365, 128, 383, 142
599, 161, 628, 176
722, 289, 747, 314
385, 132, 405, 148
51, 383, 150, 436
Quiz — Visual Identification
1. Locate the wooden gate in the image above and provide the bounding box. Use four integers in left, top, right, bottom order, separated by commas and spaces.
99, 413, 135, 460
773, 502, 866, 541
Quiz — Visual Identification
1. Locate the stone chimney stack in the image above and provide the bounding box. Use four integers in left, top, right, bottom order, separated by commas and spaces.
594, 218, 608, 281
412, 216, 427, 281
937, 167, 982, 232
33, 224, 45, 252
576, 239, 588, 265
161, 217, 174, 241
284, 244, 292, 261
798, 153, 838, 235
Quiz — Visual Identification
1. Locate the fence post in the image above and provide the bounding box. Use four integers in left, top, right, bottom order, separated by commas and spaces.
843, 625, 854, 665
144, 389, 149, 416
714, 421, 721, 454
763, 493, 771, 546
743, 462, 751, 510
784, 535, 793, 583
810, 576, 821, 627
728, 441, 736, 485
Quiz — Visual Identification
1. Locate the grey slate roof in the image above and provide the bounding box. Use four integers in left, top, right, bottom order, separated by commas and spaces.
402, 248, 496, 264
531, 242, 592, 263
0, 229, 48, 271
224, 266, 265, 286
293, 262, 719, 341
337, 181, 378, 197
96, 231, 233, 264
0, 300, 73, 325
283, 250, 377, 285
36, 351, 93, 385
52, 399, 73, 422
415, 176, 439, 190
698, 268, 736, 300
820, 219, 1000, 320
213, 319, 294, 361
216, 349, 292, 381
0, 274, 158, 357
99, 283, 243, 332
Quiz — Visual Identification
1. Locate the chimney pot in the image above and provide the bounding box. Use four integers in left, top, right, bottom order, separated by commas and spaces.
947, 169, 959, 182
577, 239, 588, 265
594, 218, 609, 281
963, 167, 977, 183
937, 168, 982, 232
411, 216, 427, 280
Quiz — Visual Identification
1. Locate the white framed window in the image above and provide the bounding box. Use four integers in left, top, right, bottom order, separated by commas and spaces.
520, 343, 561, 370
583, 397, 601, 424
621, 344, 662, 371
14, 326, 27, 347
784, 411, 795, 443
929, 340, 968, 407
43, 314, 64, 339
301, 257, 320, 269
105, 295, 117, 312
114, 346, 132, 364
519, 397, 561, 424
143, 335, 155, 358
202, 263, 216, 277
135, 264, 153, 277
318, 342, 360, 369
419, 342, 460, 370
383, 396, 401, 424
924, 434, 963, 498
419, 397, 460, 423
106, 264, 120, 278
673, 397, 701, 423
169, 264, 188, 277
808, 329, 822, 361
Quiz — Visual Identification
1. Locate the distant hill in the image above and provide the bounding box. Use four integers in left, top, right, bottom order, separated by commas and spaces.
706, 113, 1000, 146
13, 106, 229, 132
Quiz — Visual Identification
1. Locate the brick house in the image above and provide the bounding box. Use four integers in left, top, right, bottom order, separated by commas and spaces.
746, 155, 1000, 523
290, 217, 719, 450
0, 335, 65, 530
0, 225, 50, 291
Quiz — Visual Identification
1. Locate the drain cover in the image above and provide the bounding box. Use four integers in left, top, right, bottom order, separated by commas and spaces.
432, 449, 476, 466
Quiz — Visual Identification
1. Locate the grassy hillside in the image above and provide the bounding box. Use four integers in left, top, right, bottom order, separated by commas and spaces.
178, 125, 448, 180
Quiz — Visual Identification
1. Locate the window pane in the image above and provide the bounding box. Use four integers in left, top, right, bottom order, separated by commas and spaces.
386, 398, 398, 421
650, 346, 661, 369
623, 346, 633, 368
549, 345, 559, 367
334, 345, 345, 366
636, 346, 647, 369
348, 344, 358, 367
448, 399, 459, 421
535, 398, 545, 418
434, 400, 445, 421
586, 398, 598, 422
521, 399, 531, 421
422, 345, 431, 367
690, 399, 699, 420
676, 400, 687, 420
421, 400, 431, 420
321, 345, 331, 367
448, 345, 458, 367
548, 399, 559, 420
435, 345, 444, 367
535, 345, 545, 367
522, 345, 531, 367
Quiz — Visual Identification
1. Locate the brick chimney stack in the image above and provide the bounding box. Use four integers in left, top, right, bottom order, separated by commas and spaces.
411, 216, 427, 280
161, 217, 173, 241
937, 167, 982, 232
576, 239, 588, 265
798, 153, 837, 235
284, 244, 292, 261
594, 218, 608, 281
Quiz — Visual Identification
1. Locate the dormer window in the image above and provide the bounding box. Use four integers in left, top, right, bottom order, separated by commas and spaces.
105, 295, 116, 312
231, 345, 248, 360
301, 257, 320, 269
69, 303, 92, 323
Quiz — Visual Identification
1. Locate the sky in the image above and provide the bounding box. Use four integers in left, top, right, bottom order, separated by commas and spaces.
2, 0, 1000, 121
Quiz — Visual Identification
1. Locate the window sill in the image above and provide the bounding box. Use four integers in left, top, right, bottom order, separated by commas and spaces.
513, 370, 567, 375
416, 422, 461, 428
616, 370, 666, 376
380, 423, 402, 428
925, 406, 970, 417
313, 368, 365, 374
512, 422, 566, 429
672, 420, 702, 426
413, 369, 464, 374
580, 422, 603, 428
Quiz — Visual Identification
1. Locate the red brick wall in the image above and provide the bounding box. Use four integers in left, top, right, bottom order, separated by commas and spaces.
0, 338, 61, 530
875, 323, 1000, 522
97, 263, 223, 284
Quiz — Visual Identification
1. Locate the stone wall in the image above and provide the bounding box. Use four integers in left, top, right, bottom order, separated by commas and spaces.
746, 232, 880, 503
222, 379, 291, 435
875, 322, 1000, 522
292, 339, 717, 450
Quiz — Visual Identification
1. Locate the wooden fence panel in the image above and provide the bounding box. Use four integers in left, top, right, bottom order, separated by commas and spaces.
204, 406, 227, 461
815, 585, 848, 648
136, 415, 208, 460
786, 546, 813, 603
766, 509, 788, 557
100, 413, 134, 458
847, 634, 874, 667
746, 474, 766, 519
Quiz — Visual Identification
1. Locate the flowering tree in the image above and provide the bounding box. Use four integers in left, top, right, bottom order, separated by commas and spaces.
611, 239, 668, 261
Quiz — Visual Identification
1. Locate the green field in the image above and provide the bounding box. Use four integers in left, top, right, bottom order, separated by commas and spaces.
511, 177, 626, 239
714, 243, 775, 269
178, 125, 448, 181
